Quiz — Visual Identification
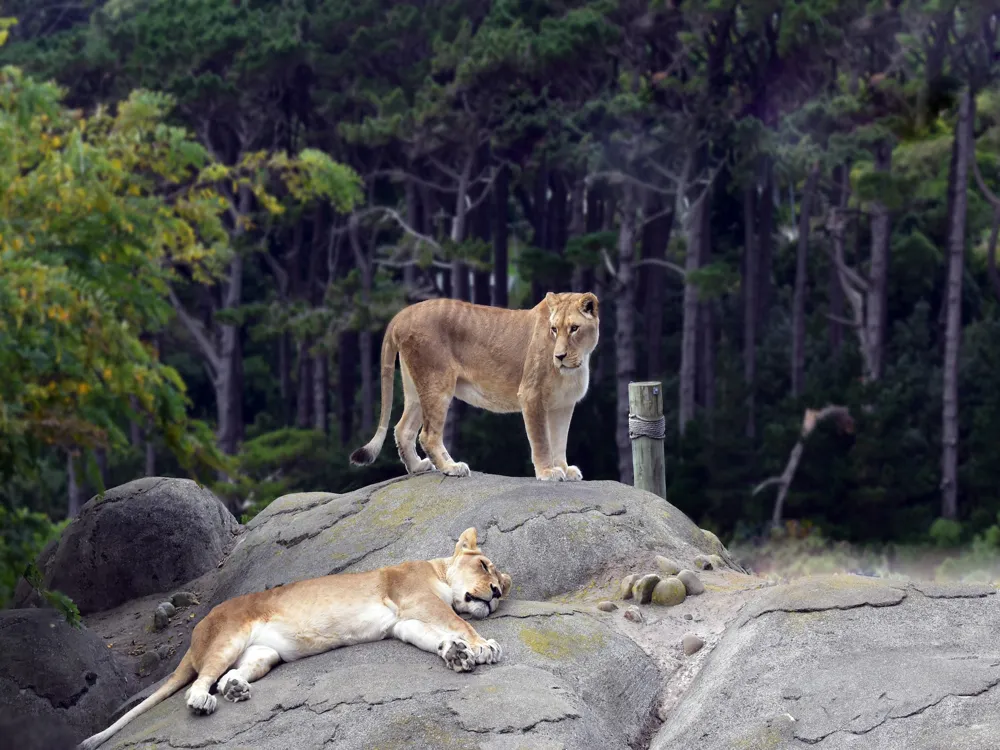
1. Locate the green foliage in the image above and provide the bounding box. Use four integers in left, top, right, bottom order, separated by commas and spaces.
928, 518, 963, 548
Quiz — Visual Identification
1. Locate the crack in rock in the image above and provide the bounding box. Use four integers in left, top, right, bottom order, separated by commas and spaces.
740, 584, 909, 627
460, 712, 582, 735
907, 581, 997, 599
797, 678, 1000, 745
491, 504, 626, 534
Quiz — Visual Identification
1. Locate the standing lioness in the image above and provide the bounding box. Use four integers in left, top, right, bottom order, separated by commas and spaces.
351, 291, 599, 481
79, 528, 510, 750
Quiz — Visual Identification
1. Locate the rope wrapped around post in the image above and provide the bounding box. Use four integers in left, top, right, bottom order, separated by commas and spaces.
628, 413, 666, 441
628, 381, 667, 499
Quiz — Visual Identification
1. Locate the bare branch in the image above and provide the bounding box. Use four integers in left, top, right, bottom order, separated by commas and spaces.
753, 405, 854, 529
600, 248, 619, 280
587, 170, 674, 196
428, 154, 462, 182
168, 288, 222, 376
634, 258, 686, 278
972, 155, 1000, 209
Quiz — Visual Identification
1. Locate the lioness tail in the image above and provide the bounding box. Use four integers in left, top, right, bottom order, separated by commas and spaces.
78, 652, 197, 750
349, 318, 398, 466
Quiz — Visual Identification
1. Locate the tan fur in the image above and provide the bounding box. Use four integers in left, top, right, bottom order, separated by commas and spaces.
78, 528, 511, 750
350, 291, 600, 481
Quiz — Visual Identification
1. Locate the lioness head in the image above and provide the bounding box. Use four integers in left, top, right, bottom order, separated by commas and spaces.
447, 527, 511, 620
545, 292, 600, 372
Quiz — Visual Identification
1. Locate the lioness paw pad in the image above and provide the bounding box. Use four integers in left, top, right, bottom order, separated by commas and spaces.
220, 673, 251, 703
186, 690, 217, 716
438, 638, 476, 672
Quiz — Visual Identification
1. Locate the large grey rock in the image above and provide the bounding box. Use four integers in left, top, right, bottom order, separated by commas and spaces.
18, 478, 239, 615
213, 472, 724, 604
102, 602, 659, 749
0, 608, 131, 746
650, 574, 1000, 750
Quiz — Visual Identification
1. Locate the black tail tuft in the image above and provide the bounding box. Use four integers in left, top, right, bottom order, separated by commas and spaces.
350, 446, 375, 466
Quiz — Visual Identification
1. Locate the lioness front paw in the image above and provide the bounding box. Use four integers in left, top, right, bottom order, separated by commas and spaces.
185, 688, 217, 716
438, 637, 477, 672
536, 466, 567, 482
219, 671, 251, 703
473, 639, 503, 665
563, 465, 583, 481
442, 461, 471, 478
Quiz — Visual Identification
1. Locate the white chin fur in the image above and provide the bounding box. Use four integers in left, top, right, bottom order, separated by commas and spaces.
456, 599, 491, 620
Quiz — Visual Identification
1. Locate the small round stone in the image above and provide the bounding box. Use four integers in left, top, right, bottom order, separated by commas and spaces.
655, 556, 681, 576
159, 602, 176, 618
651, 577, 687, 606
152, 605, 171, 632
620, 573, 639, 600
683, 634, 705, 656
683, 613, 693, 620
136, 650, 159, 676
623, 605, 644, 623
677, 569, 705, 595
693, 555, 714, 571
702, 528, 724, 551
632, 574, 661, 604
170, 591, 200, 608
597, 600, 618, 612
708, 554, 725, 570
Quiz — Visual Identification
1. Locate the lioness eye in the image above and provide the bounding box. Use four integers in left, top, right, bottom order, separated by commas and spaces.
481, 560, 489, 572
570, 325, 579, 333
550, 326, 557, 334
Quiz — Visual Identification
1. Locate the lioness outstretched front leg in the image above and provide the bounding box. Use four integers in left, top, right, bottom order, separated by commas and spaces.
391, 598, 502, 672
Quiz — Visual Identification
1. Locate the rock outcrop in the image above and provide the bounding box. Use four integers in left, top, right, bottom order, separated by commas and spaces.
16, 477, 240, 615
651, 575, 1000, 749
0, 608, 131, 745
10, 473, 999, 750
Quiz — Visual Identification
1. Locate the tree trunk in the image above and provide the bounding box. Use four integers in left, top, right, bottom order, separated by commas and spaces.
757, 158, 775, 327
145, 437, 155, 477
828, 164, 851, 355
313, 352, 328, 434
569, 178, 586, 292
742, 184, 758, 438
698, 191, 715, 418
278, 332, 291, 425
867, 143, 892, 380
679, 193, 705, 432
348, 214, 375, 435
404, 176, 420, 292
215, 249, 245, 457
473, 190, 492, 304
67, 451, 82, 519
615, 185, 639, 484
643, 205, 672, 379
941, 89, 972, 521
791, 163, 820, 398
338, 331, 358, 446
492, 164, 509, 308
296, 340, 313, 428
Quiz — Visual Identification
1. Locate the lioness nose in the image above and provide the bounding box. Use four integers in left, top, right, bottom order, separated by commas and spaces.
491, 585, 501, 599
555, 353, 567, 361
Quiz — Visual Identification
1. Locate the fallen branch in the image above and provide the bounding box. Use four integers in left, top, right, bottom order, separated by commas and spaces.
753, 405, 855, 529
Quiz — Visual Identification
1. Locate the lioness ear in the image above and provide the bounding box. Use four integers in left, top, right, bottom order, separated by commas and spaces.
454, 527, 480, 556
579, 292, 599, 318
544, 292, 559, 312
499, 572, 512, 598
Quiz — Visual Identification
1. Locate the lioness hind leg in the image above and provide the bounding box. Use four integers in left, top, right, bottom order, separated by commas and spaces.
395, 358, 433, 475
184, 632, 251, 716
417, 391, 470, 478
216, 645, 281, 704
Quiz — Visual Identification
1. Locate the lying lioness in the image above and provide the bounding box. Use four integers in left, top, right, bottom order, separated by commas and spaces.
79, 528, 510, 750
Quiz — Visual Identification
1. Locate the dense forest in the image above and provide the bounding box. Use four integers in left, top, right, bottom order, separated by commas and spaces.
4, 0, 1000, 605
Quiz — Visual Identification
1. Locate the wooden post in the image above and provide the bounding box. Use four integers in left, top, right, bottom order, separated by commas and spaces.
629, 381, 667, 499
